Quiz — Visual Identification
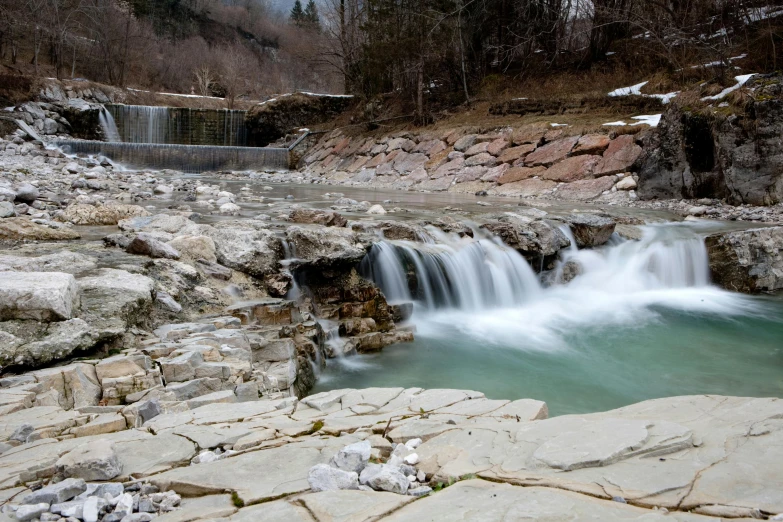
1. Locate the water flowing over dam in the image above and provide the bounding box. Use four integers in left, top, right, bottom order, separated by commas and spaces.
53, 139, 289, 172
103, 104, 250, 146
59, 103, 289, 172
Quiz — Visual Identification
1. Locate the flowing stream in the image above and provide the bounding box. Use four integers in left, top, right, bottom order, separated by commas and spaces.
314, 222, 783, 415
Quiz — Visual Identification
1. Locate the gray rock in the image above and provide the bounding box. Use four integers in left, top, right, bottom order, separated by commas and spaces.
156, 291, 182, 313
23, 478, 87, 504
126, 233, 181, 259
43, 118, 59, 134
14, 503, 49, 521
0, 201, 15, 218
14, 183, 39, 203
706, 226, 783, 293
361, 464, 409, 494
76, 482, 124, 500
161, 350, 203, 383
56, 440, 123, 480
165, 377, 221, 401
330, 440, 371, 473
137, 498, 155, 513
408, 486, 433, 497
10, 423, 34, 443
121, 514, 155, 522
562, 214, 616, 248
308, 463, 360, 492
0, 271, 80, 321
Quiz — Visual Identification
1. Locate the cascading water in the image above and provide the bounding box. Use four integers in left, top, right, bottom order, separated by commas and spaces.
360, 228, 541, 310
98, 108, 121, 142
359, 222, 763, 348
316, 220, 783, 415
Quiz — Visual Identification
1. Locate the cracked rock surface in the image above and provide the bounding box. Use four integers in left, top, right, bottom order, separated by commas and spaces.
0, 390, 780, 521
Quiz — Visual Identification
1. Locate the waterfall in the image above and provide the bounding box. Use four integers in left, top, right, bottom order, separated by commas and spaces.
105, 104, 249, 146
52, 140, 289, 173
362, 223, 716, 316
360, 228, 542, 310
108, 105, 169, 144
98, 108, 121, 142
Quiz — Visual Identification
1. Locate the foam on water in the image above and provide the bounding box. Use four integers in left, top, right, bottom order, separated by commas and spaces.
363, 222, 767, 352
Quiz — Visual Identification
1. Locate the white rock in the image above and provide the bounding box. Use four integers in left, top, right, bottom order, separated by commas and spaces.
113, 493, 133, 518
615, 177, 637, 190
366, 204, 387, 215
405, 438, 423, 450
14, 503, 49, 521
308, 463, 360, 492
404, 453, 420, 465
219, 203, 241, 215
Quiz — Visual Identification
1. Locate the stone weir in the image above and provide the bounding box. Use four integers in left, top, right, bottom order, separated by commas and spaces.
52, 140, 290, 173
106, 104, 252, 147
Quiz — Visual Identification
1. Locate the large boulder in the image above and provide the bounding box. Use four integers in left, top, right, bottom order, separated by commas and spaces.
58, 204, 149, 226
77, 269, 155, 330
0, 272, 80, 321
0, 218, 80, 241
286, 226, 366, 269
200, 222, 282, 277
706, 226, 783, 293
561, 214, 616, 247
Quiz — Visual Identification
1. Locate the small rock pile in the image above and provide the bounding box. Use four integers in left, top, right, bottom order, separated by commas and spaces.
2, 478, 180, 522
308, 438, 432, 497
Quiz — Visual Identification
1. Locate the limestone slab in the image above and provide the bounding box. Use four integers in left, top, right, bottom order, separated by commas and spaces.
148, 438, 354, 504
383, 480, 719, 521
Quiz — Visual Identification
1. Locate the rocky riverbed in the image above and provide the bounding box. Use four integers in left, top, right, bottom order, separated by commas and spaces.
1, 113, 783, 520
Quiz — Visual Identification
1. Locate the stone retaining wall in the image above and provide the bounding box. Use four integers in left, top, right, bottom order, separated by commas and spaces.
300, 125, 645, 202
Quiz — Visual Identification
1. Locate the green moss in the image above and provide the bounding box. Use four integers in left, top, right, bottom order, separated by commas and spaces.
306, 419, 324, 435
231, 491, 245, 508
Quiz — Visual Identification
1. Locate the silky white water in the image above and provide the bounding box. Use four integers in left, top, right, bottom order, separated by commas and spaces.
98, 108, 121, 142
317, 222, 783, 414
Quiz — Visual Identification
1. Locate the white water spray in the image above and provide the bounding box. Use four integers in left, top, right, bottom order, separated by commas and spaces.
362, 222, 763, 351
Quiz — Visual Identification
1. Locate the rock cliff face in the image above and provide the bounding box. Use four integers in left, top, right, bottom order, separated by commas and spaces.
638, 74, 783, 205
246, 93, 354, 146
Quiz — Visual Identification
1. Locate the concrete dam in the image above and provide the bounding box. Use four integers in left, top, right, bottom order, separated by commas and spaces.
55, 104, 289, 172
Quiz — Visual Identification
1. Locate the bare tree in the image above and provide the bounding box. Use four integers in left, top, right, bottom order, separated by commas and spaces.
194, 63, 216, 96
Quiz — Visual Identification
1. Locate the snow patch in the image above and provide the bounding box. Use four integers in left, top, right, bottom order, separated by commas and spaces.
702, 74, 756, 101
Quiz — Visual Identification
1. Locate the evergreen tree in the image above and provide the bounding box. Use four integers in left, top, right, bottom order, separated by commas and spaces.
289, 0, 305, 25
303, 0, 321, 30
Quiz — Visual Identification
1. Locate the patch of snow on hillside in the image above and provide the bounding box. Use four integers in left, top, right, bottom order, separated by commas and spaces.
702, 74, 756, 101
